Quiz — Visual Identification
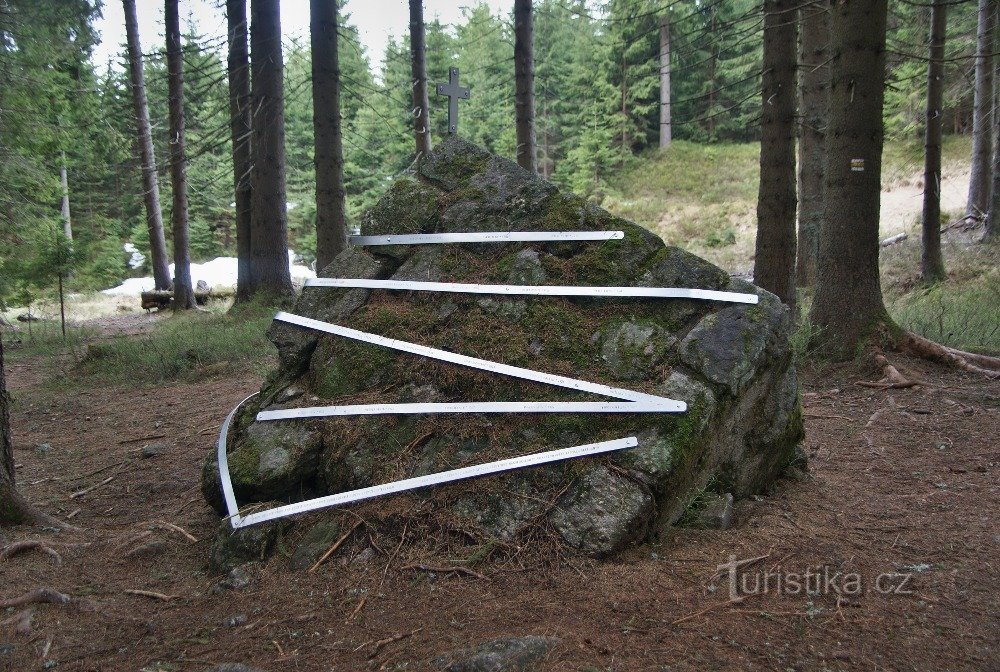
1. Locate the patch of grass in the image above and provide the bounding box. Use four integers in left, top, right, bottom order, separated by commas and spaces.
3, 320, 99, 358
888, 268, 1000, 355
74, 300, 278, 383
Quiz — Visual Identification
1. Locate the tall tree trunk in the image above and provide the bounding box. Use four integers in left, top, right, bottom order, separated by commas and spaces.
967, 0, 995, 221
987, 56, 1000, 240
249, 0, 293, 299
312, 0, 348, 273
708, 10, 716, 140
166, 0, 195, 310
810, 0, 891, 358
514, 0, 537, 172
0, 336, 61, 527
796, 1, 828, 287
409, 0, 432, 156
60, 151, 72, 241
123, 0, 171, 292
753, 0, 798, 312
227, 0, 254, 303
659, 13, 672, 148
921, 0, 947, 281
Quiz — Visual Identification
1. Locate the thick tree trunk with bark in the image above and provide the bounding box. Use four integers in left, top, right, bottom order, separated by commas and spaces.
753, 0, 798, 312
166, 0, 195, 310
409, 0, 432, 156
227, 0, 254, 303
796, 1, 828, 287
312, 0, 348, 273
921, 0, 947, 282
967, 0, 995, 220
659, 13, 671, 149
123, 0, 171, 292
249, 0, 293, 299
0, 337, 61, 527
810, 0, 891, 358
0, 333, 16, 523
514, 0, 537, 172
988, 60, 1000, 240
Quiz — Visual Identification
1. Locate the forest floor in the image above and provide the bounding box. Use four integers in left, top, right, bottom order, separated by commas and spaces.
1, 328, 998, 671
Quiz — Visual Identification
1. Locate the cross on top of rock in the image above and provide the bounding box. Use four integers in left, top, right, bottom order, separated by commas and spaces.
436, 67, 470, 134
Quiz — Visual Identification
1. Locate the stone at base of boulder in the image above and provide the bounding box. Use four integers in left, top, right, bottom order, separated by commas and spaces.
209, 513, 290, 574
690, 492, 735, 530
433, 635, 560, 672
289, 520, 341, 570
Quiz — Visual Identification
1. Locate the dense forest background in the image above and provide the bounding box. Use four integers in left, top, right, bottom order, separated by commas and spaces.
0, 0, 982, 305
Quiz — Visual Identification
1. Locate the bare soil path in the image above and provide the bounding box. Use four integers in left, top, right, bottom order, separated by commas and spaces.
1, 352, 997, 671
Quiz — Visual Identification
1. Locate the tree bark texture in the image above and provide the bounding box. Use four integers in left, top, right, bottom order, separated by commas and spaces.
988, 55, 1000, 239
514, 0, 537, 172
166, 0, 195, 309
409, 0, 432, 156
123, 0, 171, 292
810, 0, 891, 358
753, 0, 798, 312
227, 0, 254, 303
311, 0, 348, 273
249, 0, 293, 299
659, 13, 672, 148
966, 0, 995, 220
796, 1, 828, 287
920, 0, 947, 281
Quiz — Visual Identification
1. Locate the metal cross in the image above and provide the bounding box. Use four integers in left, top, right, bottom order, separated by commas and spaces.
436, 67, 470, 134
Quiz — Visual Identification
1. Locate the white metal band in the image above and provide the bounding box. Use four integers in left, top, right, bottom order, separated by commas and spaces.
229, 436, 639, 528
216, 393, 259, 528
258, 400, 683, 421
305, 277, 759, 304
349, 231, 624, 246
273, 312, 680, 406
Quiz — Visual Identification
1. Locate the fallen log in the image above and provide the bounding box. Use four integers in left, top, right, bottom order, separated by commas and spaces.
140, 290, 218, 311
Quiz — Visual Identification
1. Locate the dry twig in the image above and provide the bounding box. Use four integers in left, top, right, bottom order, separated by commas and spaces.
401, 563, 487, 580
69, 475, 115, 500
308, 519, 364, 573
124, 589, 176, 601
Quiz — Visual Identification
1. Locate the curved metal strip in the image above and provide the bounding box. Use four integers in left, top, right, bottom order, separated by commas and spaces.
216, 393, 258, 528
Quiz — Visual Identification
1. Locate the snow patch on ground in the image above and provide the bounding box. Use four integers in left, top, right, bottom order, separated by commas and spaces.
102, 251, 315, 296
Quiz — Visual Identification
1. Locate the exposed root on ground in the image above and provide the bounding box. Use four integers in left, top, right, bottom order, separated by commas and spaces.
0, 608, 34, 635
858, 348, 931, 389
860, 328, 1000, 389
0, 588, 70, 609
0, 540, 62, 565
0, 482, 78, 530
898, 331, 1000, 379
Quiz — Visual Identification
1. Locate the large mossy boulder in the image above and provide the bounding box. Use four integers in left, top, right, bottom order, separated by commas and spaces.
203, 137, 804, 557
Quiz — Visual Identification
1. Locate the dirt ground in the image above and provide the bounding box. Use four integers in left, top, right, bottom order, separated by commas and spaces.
1, 342, 998, 671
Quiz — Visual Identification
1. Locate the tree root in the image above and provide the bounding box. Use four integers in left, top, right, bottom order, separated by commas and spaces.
858, 349, 931, 389
0, 540, 62, 565
0, 608, 34, 635
898, 331, 1000, 379
0, 588, 70, 609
